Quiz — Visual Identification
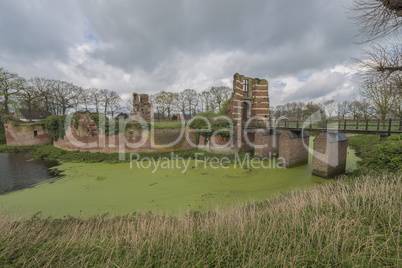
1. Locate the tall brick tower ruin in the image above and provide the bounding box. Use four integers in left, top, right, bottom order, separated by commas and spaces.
227, 73, 270, 148
132, 93, 153, 121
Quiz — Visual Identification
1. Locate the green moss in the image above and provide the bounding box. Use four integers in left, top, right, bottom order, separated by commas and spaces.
0, 127, 5, 144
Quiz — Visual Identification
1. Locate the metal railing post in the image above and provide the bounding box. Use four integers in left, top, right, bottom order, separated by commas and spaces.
388, 119, 392, 136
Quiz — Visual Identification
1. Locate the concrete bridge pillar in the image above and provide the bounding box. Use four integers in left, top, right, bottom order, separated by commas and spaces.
279, 130, 310, 168
312, 132, 348, 178
254, 129, 282, 158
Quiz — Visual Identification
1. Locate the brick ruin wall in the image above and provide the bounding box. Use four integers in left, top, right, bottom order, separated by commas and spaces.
227, 73, 270, 124
54, 123, 195, 154
4, 119, 195, 153
226, 73, 270, 150
4, 122, 51, 146
133, 93, 154, 121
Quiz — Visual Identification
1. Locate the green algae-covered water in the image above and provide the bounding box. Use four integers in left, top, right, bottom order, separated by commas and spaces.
0, 147, 360, 218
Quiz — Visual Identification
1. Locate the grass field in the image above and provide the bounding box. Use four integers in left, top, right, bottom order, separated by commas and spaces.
0, 173, 400, 267
151, 120, 186, 129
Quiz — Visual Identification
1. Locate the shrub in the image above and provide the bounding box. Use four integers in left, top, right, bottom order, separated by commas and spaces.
42, 115, 66, 142
349, 134, 402, 174
0, 127, 5, 145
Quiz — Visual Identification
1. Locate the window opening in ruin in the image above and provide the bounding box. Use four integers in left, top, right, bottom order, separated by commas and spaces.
34, 131, 38, 137
242, 102, 250, 121
243, 79, 249, 92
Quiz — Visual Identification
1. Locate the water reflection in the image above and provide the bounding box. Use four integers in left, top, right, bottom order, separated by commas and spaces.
0, 153, 61, 194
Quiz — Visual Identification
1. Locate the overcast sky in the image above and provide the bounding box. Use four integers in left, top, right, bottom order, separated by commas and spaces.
0, 0, 364, 106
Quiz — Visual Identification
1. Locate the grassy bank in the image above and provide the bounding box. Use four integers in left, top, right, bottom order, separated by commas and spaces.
0, 144, 250, 164
349, 134, 401, 174
0, 174, 400, 267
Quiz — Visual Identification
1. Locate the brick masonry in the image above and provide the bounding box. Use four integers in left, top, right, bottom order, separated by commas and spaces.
279, 130, 310, 168
254, 129, 281, 158
4, 122, 51, 146
133, 93, 154, 121
4, 118, 195, 153
226, 73, 270, 150
312, 132, 348, 178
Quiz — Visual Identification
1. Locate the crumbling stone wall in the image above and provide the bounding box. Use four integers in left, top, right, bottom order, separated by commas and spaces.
133, 93, 153, 121
4, 122, 51, 146
54, 117, 195, 154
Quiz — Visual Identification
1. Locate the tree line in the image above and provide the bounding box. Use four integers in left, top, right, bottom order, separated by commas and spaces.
151, 86, 232, 120
0, 68, 122, 120
271, 97, 400, 121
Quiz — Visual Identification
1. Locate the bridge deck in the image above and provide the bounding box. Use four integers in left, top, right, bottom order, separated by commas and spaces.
245, 119, 402, 136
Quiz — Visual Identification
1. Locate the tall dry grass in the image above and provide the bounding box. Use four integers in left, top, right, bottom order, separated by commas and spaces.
0, 174, 400, 267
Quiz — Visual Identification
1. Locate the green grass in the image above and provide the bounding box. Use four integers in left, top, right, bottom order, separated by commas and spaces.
0, 144, 250, 164
0, 173, 400, 267
0, 127, 5, 145
151, 121, 186, 129
349, 134, 402, 174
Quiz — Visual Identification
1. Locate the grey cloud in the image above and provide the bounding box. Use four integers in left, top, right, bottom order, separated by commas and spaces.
79, 0, 359, 77
0, 0, 361, 104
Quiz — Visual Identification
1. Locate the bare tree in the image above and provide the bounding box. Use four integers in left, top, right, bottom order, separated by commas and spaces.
210, 86, 231, 111
359, 79, 400, 120
108, 91, 122, 117
72, 87, 83, 112
174, 91, 187, 118
338, 100, 350, 119
151, 93, 164, 120
0, 68, 24, 114
81, 88, 93, 112
19, 81, 40, 122
324, 100, 338, 119
355, 43, 402, 84
51, 80, 80, 115
90, 88, 103, 113
350, 0, 402, 42
182, 89, 198, 117
356, 98, 374, 119
30, 77, 53, 113
199, 90, 212, 112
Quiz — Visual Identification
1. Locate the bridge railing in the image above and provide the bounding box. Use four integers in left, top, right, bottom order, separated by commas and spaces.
252, 119, 402, 135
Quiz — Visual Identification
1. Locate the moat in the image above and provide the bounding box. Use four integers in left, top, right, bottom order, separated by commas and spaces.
0, 146, 361, 218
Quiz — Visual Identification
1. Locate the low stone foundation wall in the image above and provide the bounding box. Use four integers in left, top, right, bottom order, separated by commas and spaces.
4, 122, 51, 146
54, 127, 196, 153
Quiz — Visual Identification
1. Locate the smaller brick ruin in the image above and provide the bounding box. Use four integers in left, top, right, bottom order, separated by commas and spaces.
4, 122, 51, 146
133, 93, 153, 121
312, 132, 348, 178
279, 130, 310, 168
254, 129, 282, 158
